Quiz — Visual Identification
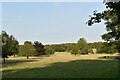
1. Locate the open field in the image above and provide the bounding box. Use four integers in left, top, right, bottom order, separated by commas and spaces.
2, 52, 118, 78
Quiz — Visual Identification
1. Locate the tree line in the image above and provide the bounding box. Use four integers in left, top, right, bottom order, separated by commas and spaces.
1, 31, 54, 63
1, 31, 118, 63
45, 38, 118, 55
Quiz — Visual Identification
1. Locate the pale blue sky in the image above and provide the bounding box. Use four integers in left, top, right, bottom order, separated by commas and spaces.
2, 2, 106, 45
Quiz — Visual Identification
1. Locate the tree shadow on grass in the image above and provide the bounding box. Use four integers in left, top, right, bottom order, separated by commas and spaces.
98, 56, 120, 59
2, 59, 118, 78
2, 59, 38, 68
2, 56, 46, 68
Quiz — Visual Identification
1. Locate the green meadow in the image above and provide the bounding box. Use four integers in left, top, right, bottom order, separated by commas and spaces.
2, 52, 118, 78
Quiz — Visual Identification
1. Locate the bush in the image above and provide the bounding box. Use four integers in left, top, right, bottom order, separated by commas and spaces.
45, 48, 55, 56
71, 49, 80, 55
88, 49, 94, 54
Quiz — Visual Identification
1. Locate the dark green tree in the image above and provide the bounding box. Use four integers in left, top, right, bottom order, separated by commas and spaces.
87, 1, 120, 53
44, 47, 55, 56
9, 35, 19, 57
100, 42, 117, 54
33, 41, 45, 55
2, 31, 19, 63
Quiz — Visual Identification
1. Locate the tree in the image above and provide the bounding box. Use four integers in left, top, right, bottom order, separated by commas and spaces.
44, 45, 55, 55
19, 41, 36, 59
33, 41, 45, 55
88, 49, 94, 54
45, 47, 55, 56
0, 35, 2, 59
44, 44, 67, 52
1, 31, 19, 63
71, 49, 80, 55
87, 1, 120, 53
77, 38, 89, 54
9, 35, 19, 57
88, 42, 105, 53
99, 42, 117, 54
19, 45, 25, 56
65, 43, 76, 52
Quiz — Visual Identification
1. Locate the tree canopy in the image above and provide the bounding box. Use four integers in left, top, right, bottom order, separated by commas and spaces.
1, 31, 19, 63
33, 41, 45, 55
87, 1, 120, 53
19, 41, 36, 59
77, 38, 89, 54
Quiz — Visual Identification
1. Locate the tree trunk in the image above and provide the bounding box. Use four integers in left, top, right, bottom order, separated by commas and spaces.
75, 53, 77, 55
14, 54, 15, 57
27, 56, 29, 59
3, 58, 5, 63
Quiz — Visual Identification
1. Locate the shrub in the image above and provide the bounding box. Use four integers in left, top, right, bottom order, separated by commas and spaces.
71, 49, 79, 55
88, 49, 94, 54
45, 48, 55, 56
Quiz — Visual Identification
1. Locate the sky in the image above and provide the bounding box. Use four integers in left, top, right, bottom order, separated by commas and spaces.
2, 2, 106, 45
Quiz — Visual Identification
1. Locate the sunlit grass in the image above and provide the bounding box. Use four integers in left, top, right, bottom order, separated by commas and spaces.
2, 52, 118, 78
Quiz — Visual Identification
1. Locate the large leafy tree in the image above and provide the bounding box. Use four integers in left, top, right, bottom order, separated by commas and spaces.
9, 35, 19, 57
2, 31, 19, 63
33, 41, 45, 55
77, 38, 89, 54
44, 46, 55, 56
99, 42, 117, 54
19, 41, 36, 59
87, 1, 120, 53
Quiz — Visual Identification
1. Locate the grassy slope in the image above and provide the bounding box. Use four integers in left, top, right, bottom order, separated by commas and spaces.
2, 52, 118, 78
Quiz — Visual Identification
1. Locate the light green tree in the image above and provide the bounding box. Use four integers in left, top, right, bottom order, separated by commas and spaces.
19, 41, 36, 59
77, 38, 89, 54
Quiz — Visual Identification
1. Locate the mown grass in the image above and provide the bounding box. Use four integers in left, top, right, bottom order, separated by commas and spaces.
2, 52, 118, 78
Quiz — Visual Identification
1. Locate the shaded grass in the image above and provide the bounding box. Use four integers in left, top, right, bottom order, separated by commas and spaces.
2, 59, 38, 68
2, 59, 118, 78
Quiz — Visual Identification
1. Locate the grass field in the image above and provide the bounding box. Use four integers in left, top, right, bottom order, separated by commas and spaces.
2, 52, 118, 78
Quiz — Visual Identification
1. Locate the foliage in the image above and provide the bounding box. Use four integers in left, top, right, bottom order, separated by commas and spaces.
71, 49, 79, 55
44, 38, 118, 54
45, 44, 67, 52
19, 41, 36, 58
45, 48, 55, 56
88, 42, 103, 53
33, 41, 45, 55
1, 31, 19, 62
116, 39, 120, 52
44, 45, 55, 55
65, 43, 76, 52
98, 42, 117, 54
19, 45, 25, 56
45, 43, 78, 54
9, 35, 19, 56
88, 49, 94, 54
0, 35, 2, 58
87, 1, 120, 52
77, 38, 89, 54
